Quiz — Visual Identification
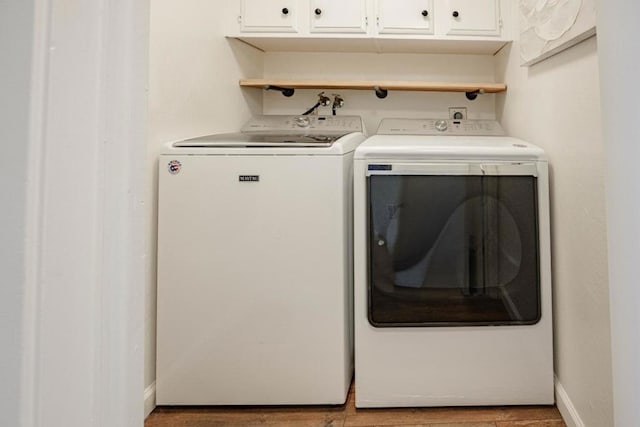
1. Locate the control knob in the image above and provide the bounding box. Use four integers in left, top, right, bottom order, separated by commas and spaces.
294, 116, 310, 127
435, 120, 448, 132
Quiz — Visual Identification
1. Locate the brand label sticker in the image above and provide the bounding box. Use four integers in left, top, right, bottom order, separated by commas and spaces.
168, 160, 182, 175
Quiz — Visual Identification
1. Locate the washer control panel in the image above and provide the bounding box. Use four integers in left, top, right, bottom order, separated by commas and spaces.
242, 115, 363, 135
377, 119, 505, 136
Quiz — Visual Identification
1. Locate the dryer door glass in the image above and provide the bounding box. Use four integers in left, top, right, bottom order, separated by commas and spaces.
368, 174, 540, 327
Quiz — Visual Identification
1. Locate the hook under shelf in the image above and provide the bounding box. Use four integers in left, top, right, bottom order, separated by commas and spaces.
465, 89, 485, 101
374, 86, 388, 99
264, 85, 295, 97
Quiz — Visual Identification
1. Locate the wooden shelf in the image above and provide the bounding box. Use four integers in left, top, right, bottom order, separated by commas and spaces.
239, 78, 506, 97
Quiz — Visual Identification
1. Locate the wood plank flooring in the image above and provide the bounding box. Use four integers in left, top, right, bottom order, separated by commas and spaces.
145, 384, 565, 427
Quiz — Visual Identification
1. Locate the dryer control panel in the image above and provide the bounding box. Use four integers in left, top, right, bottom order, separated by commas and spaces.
242, 115, 364, 136
377, 119, 505, 136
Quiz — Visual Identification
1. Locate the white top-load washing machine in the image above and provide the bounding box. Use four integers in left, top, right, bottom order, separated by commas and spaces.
156, 115, 366, 405
353, 118, 553, 407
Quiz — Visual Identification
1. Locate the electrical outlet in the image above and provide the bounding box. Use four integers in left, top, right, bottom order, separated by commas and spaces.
449, 107, 467, 120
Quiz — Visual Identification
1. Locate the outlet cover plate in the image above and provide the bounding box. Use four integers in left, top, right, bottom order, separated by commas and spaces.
449, 107, 467, 119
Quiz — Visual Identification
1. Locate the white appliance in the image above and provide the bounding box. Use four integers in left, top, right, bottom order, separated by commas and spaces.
156, 115, 366, 405
353, 118, 554, 407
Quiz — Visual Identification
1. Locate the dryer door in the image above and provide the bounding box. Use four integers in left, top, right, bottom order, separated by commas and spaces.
367, 162, 541, 327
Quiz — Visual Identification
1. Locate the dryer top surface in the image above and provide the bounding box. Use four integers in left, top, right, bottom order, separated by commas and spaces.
355, 135, 545, 161
358, 119, 545, 161
377, 118, 505, 136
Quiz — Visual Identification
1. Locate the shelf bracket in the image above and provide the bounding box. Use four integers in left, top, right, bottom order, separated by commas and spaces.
264, 85, 295, 97
465, 89, 485, 101
374, 86, 388, 99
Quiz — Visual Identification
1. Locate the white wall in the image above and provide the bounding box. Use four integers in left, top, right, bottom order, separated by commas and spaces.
30, 1, 149, 425
0, 1, 34, 425
3, 0, 149, 425
147, 0, 263, 409
496, 37, 613, 427
597, 2, 640, 426
263, 52, 497, 130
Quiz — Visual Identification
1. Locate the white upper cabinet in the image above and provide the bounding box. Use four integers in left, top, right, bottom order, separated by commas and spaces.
233, 0, 511, 53
310, 0, 368, 33
377, 0, 434, 35
442, 0, 501, 36
240, 0, 298, 33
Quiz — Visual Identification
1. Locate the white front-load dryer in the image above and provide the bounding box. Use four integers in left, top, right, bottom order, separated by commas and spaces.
156, 115, 365, 405
353, 118, 554, 407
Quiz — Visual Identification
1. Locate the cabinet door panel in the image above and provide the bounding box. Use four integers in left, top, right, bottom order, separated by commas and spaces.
378, 0, 434, 34
446, 0, 500, 36
241, 0, 298, 33
311, 0, 368, 33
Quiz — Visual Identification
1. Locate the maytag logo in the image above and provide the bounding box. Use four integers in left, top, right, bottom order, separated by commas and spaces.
239, 175, 259, 182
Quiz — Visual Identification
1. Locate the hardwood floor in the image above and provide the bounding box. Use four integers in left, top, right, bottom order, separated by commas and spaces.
145, 385, 565, 427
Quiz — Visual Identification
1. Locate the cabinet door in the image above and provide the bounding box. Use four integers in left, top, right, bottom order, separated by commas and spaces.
377, 0, 434, 35
310, 0, 368, 33
445, 0, 500, 36
241, 0, 298, 33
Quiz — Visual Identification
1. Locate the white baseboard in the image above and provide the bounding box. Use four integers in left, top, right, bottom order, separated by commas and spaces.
144, 382, 156, 419
555, 376, 585, 427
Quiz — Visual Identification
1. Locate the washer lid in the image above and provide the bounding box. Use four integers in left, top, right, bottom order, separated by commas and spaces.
242, 115, 364, 136
173, 132, 338, 148
172, 115, 365, 148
